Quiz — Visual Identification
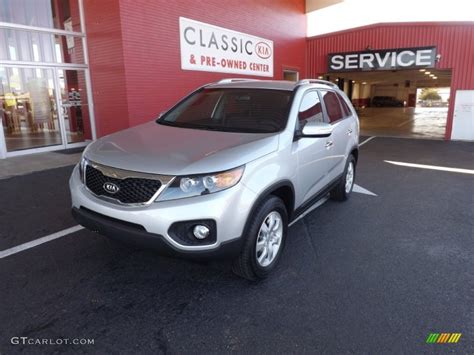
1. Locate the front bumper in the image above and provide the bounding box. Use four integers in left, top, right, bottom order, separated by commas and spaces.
71, 206, 242, 258
69, 164, 256, 255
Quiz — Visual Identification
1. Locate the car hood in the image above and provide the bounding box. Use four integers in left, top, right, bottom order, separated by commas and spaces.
84, 122, 279, 176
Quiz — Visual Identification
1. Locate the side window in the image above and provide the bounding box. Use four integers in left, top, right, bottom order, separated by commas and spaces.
298, 91, 324, 126
320, 90, 344, 123
337, 93, 352, 118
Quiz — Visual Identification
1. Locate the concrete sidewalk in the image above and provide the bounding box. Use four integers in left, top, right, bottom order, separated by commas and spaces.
0, 151, 81, 180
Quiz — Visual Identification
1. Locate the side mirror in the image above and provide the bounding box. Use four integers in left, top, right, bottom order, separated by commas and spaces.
299, 121, 333, 138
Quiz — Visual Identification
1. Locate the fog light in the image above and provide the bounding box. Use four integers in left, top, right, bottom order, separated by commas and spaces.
193, 225, 210, 239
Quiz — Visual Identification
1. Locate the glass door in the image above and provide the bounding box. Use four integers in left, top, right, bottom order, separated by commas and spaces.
57, 69, 91, 145
0, 0, 95, 158
0, 66, 63, 152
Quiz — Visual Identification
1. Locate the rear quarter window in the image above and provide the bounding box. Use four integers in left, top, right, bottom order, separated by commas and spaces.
320, 90, 344, 123
336, 93, 352, 117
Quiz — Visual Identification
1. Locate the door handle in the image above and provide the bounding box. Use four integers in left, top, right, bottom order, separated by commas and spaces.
325, 141, 334, 149
347, 129, 353, 136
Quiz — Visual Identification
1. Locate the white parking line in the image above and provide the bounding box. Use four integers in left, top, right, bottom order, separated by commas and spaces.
289, 196, 329, 227
359, 136, 376, 147
353, 184, 377, 196
288, 181, 378, 227
384, 160, 474, 175
1, 183, 375, 259
0, 225, 84, 259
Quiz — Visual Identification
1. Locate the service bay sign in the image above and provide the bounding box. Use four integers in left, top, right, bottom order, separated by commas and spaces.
328, 47, 437, 72
179, 17, 274, 77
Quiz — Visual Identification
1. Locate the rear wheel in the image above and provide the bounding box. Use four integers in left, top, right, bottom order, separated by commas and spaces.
330, 155, 356, 201
232, 196, 288, 281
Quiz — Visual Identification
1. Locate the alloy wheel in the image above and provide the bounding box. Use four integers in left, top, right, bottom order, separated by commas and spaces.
255, 211, 283, 267
345, 161, 354, 194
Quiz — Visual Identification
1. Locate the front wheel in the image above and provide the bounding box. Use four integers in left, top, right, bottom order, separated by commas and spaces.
330, 155, 356, 201
232, 196, 288, 281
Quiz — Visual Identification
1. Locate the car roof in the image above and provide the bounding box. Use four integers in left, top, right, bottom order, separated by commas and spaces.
206, 79, 339, 91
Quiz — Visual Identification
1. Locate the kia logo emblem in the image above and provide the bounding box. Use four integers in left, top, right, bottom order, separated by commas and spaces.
103, 182, 120, 194
255, 42, 272, 59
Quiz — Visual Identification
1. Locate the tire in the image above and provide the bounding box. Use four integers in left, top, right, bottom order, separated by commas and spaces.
330, 154, 356, 201
232, 196, 288, 281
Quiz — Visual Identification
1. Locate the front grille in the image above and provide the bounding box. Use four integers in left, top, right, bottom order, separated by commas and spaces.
85, 165, 162, 204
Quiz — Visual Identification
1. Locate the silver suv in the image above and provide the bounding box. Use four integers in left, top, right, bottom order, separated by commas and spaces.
70, 79, 359, 280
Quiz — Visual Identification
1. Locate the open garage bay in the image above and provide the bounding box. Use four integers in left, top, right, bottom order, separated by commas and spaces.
359, 107, 448, 139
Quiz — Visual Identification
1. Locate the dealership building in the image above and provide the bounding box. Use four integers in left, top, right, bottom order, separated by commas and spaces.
0, 0, 473, 159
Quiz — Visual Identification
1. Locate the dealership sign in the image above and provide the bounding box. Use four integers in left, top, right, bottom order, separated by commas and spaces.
328, 47, 437, 72
179, 17, 274, 77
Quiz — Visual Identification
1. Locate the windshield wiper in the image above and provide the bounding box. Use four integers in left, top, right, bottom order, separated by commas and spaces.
158, 120, 273, 133
158, 121, 221, 130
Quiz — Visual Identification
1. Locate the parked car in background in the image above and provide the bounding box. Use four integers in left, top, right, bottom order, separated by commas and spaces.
371, 96, 404, 107
70, 79, 359, 280
419, 100, 449, 107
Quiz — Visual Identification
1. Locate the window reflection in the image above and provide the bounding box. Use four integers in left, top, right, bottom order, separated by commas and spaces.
0, 0, 81, 32
0, 67, 63, 151
0, 29, 84, 64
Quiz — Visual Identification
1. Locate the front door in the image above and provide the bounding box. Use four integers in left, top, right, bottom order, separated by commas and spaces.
293, 90, 332, 205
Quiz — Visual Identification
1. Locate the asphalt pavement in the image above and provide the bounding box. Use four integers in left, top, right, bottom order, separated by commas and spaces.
0, 137, 473, 354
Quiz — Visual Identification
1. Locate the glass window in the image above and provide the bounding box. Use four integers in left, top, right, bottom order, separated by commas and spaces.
320, 90, 344, 123
0, 29, 85, 64
0, 0, 91, 154
1, 29, 55, 62
0, 0, 81, 33
166, 89, 222, 124
160, 89, 292, 133
54, 33, 84, 64
298, 91, 323, 124
58, 69, 91, 143
337, 93, 352, 117
0, 66, 63, 151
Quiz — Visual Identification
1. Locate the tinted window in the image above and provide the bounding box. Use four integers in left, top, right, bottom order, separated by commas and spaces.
165, 90, 221, 124
298, 91, 323, 124
321, 90, 344, 123
160, 88, 292, 133
337, 93, 352, 117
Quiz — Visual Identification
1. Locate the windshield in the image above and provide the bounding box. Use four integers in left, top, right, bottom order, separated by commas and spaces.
158, 88, 293, 133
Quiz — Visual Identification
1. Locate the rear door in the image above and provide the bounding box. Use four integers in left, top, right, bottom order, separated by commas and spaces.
337, 91, 358, 158
319, 90, 351, 181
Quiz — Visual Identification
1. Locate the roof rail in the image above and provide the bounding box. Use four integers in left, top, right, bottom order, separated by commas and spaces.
216, 78, 260, 84
296, 79, 339, 88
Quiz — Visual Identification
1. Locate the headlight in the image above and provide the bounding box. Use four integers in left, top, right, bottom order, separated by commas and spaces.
156, 166, 245, 202
79, 155, 88, 183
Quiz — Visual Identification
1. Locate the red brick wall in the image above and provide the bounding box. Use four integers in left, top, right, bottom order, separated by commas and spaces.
83, 0, 130, 137
84, 0, 306, 135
